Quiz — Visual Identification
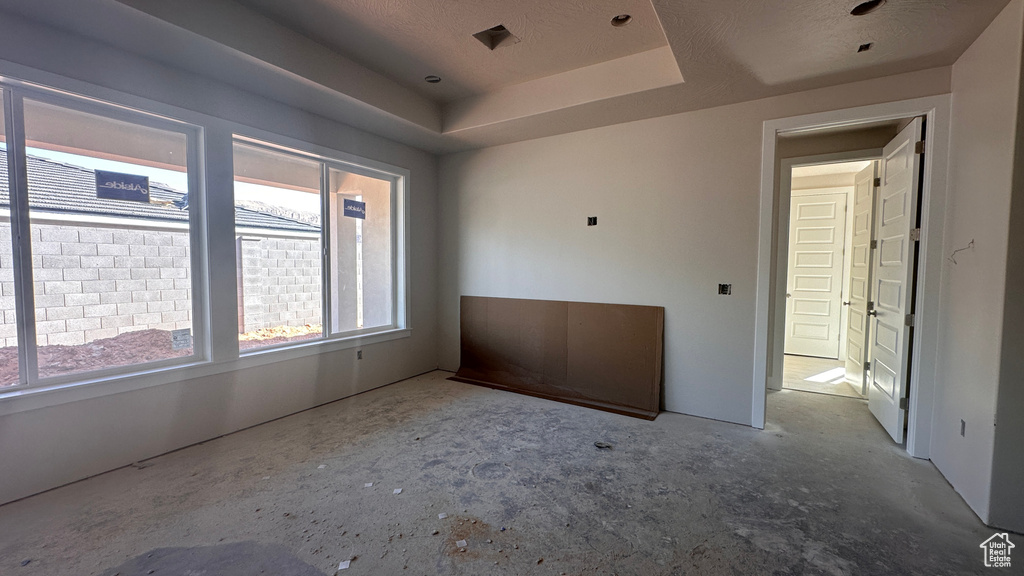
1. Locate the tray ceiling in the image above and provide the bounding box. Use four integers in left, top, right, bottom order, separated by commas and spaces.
0, 0, 1012, 153
234, 0, 672, 103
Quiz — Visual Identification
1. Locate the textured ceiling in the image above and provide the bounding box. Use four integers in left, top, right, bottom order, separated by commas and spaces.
233, 0, 670, 103
0, 0, 1012, 153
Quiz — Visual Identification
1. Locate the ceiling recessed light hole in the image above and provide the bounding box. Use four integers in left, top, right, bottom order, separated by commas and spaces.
425, 75, 441, 83
857, 42, 873, 53
472, 24, 520, 50
611, 14, 632, 27
851, 0, 886, 16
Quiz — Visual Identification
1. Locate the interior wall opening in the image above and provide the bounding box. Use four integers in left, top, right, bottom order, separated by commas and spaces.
782, 159, 876, 399
767, 113, 930, 448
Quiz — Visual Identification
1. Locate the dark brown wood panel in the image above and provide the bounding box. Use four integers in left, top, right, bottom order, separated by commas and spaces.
566, 302, 663, 412
452, 296, 663, 419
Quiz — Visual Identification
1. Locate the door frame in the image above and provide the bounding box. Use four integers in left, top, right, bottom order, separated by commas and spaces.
771, 151, 880, 392
752, 95, 952, 459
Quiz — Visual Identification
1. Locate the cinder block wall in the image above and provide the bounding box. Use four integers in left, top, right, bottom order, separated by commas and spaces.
0, 223, 193, 347
0, 221, 322, 347
238, 235, 322, 332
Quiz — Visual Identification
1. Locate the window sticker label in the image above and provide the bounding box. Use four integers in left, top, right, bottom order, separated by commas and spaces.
95, 170, 150, 203
343, 198, 366, 219
171, 328, 193, 350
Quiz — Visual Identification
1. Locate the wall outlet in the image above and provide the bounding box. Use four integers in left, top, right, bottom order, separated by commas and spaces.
357, 350, 363, 360
718, 283, 732, 295
587, 216, 597, 226
960, 419, 966, 437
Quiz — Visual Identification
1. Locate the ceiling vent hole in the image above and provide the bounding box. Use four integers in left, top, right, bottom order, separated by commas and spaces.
857, 42, 873, 53
611, 14, 632, 27
851, 0, 886, 16
472, 24, 520, 50
424, 75, 442, 84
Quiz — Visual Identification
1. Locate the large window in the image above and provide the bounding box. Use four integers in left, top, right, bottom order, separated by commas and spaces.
0, 77, 408, 396
1, 85, 202, 388
0, 91, 18, 387
233, 139, 399, 351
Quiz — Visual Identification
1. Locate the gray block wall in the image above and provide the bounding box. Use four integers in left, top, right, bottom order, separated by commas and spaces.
0, 221, 322, 348
0, 223, 192, 347
238, 236, 322, 332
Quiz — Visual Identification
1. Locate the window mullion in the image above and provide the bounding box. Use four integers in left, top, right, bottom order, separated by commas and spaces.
320, 162, 331, 338
4, 90, 39, 386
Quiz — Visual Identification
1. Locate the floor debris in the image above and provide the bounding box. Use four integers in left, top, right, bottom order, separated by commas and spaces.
364, 482, 373, 488
456, 540, 467, 547
392, 488, 402, 494
338, 559, 350, 570
438, 513, 447, 519
594, 442, 614, 450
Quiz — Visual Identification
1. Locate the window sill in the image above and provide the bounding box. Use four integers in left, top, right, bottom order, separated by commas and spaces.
0, 328, 411, 417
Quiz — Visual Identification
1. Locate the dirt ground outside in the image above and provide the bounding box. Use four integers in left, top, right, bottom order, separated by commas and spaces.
0, 325, 323, 386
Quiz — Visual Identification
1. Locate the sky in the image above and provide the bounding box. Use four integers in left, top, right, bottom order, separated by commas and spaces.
26, 147, 320, 214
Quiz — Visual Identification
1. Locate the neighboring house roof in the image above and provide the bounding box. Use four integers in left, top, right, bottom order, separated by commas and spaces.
0, 154, 319, 234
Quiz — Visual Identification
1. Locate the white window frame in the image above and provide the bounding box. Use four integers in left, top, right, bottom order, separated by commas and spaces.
1, 80, 209, 390
0, 66, 411, 417
232, 135, 408, 355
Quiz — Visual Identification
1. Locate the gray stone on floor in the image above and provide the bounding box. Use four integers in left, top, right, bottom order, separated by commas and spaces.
0, 371, 996, 575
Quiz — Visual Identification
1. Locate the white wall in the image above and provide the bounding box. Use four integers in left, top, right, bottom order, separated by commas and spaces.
990, 35, 1024, 529
439, 67, 951, 425
929, 0, 1023, 528
0, 14, 439, 504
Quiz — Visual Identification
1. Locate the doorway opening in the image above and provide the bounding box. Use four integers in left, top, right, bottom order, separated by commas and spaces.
775, 117, 926, 445
753, 95, 952, 459
782, 159, 875, 400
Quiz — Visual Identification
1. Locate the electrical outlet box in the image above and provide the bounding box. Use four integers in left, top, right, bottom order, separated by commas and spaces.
587, 216, 597, 226
718, 284, 732, 295
357, 350, 363, 360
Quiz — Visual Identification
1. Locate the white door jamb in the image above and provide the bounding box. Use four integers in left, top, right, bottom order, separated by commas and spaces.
753, 95, 951, 460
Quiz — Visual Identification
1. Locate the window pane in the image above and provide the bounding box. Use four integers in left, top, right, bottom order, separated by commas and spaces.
0, 91, 19, 387
23, 98, 195, 379
233, 142, 323, 350
328, 167, 393, 333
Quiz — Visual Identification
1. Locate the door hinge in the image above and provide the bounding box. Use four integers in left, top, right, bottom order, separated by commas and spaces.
905, 313, 915, 327
870, 239, 878, 249
899, 397, 909, 410
873, 177, 881, 187
915, 140, 926, 154
910, 228, 921, 242
864, 360, 871, 371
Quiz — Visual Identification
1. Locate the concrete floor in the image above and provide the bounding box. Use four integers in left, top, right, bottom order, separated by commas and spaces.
782, 355, 862, 399
0, 370, 996, 575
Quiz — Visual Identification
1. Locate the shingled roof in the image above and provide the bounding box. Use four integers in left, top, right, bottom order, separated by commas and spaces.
0, 153, 319, 234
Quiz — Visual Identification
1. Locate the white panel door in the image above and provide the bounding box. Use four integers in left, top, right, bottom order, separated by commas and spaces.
844, 163, 878, 395
784, 192, 848, 358
869, 118, 922, 443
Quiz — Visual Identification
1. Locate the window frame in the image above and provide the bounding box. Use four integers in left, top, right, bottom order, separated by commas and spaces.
1, 80, 209, 390
0, 67, 411, 414
231, 135, 408, 355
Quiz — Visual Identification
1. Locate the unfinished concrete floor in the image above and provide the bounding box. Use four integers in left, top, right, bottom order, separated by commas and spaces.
0, 370, 997, 575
